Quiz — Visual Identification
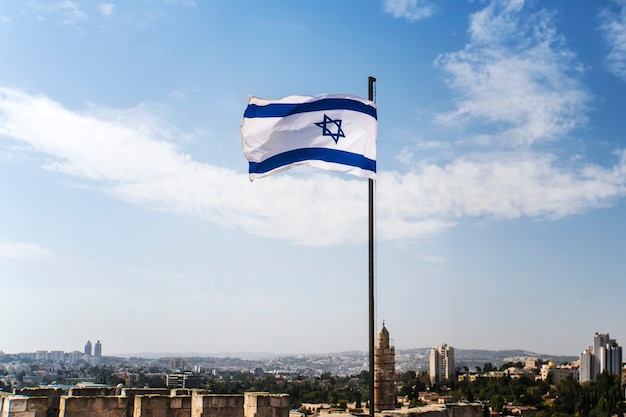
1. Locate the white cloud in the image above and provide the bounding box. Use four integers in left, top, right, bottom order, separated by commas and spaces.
165, 0, 197, 7
396, 147, 415, 166
0, 239, 51, 260
57, 0, 86, 25
1, 1, 625, 248
418, 254, 445, 264
169, 89, 187, 101
1, 87, 626, 247
27, 1, 87, 25
383, 0, 435, 22
0, 87, 366, 246
435, 0, 589, 147
177, 127, 208, 143
380, 153, 626, 228
98, 3, 115, 17
599, 0, 626, 81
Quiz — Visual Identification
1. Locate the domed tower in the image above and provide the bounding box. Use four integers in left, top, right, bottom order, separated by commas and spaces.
374, 323, 395, 412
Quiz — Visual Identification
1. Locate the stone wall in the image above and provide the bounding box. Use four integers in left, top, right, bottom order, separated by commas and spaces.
60, 396, 128, 417
197, 393, 243, 417
68, 387, 119, 397
2, 390, 289, 417
381, 404, 484, 417
14, 387, 63, 417
123, 390, 171, 417
133, 395, 192, 417
123, 390, 169, 397
1, 395, 49, 417
244, 392, 290, 417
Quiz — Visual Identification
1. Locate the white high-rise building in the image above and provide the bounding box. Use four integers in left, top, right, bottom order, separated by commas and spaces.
593, 333, 609, 379
580, 348, 593, 383
94, 340, 102, 358
429, 343, 455, 385
84, 340, 92, 356
579, 332, 622, 383
605, 339, 622, 376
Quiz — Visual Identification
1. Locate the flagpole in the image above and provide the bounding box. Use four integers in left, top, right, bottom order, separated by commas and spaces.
368, 75, 376, 417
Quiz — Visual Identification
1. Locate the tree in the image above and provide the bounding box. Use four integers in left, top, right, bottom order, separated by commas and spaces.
554, 376, 582, 415
499, 362, 523, 371
0, 379, 11, 392
490, 394, 504, 412
482, 404, 489, 417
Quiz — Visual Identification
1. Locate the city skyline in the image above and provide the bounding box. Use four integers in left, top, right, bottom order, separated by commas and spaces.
0, 335, 599, 361
2, 0, 626, 356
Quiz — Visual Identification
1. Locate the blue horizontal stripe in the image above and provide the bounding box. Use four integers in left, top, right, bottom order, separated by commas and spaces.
249, 148, 376, 175
244, 98, 377, 120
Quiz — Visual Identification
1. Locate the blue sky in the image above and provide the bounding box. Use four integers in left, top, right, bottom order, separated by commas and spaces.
1, 0, 626, 358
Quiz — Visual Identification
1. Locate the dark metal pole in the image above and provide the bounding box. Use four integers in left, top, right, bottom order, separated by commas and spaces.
368, 75, 376, 417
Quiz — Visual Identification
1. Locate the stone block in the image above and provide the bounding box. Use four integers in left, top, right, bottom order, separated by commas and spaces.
68, 387, 117, 397
200, 394, 244, 417
244, 393, 290, 417
10, 398, 28, 412
60, 396, 127, 417
7, 389, 289, 417
0, 396, 49, 417
134, 395, 194, 417
13, 387, 62, 415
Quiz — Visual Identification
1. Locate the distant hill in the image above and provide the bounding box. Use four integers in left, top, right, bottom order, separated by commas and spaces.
395, 348, 578, 371
112, 348, 578, 374
118, 352, 277, 360
454, 348, 577, 364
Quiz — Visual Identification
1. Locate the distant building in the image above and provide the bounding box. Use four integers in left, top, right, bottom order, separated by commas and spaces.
579, 332, 622, 383
94, 340, 102, 358
605, 339, 622, 375
84, 340, 93, 356
580, 348, 593, 382
166, 372, 201, 389
68, 351, 84, 364
374, 323, 395, 412
524, 358, 539, 370
429, 344, 455, 385
418, 391, 439, 404
540, 361, 579, 383
171, 358, 185, 371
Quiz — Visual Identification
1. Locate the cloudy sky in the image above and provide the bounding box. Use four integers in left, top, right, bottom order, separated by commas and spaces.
1, 0, 626, 358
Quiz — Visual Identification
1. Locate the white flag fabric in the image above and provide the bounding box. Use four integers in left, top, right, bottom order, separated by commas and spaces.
241, 94, 377, 181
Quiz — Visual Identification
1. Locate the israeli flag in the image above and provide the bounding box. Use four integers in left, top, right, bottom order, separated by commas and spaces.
241, 94, 377, 181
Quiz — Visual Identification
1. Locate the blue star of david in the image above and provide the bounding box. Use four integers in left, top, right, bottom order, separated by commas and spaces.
315, 114, 345, 144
